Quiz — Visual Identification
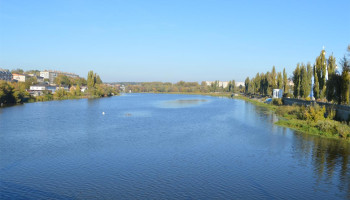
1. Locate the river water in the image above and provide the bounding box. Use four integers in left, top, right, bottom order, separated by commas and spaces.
0, 93, 349, 199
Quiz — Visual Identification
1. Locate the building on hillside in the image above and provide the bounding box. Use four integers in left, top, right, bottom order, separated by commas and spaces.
27, 74, 44, 83
40, 70, 79, 84
0, 69, 12, 81
37, 76, 44, 83
29, 84, 48, 96
29, 84, 70, 96
12, 73, 28, 82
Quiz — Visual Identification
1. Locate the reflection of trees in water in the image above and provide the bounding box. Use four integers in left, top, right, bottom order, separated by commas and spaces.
293, 133, 350, 198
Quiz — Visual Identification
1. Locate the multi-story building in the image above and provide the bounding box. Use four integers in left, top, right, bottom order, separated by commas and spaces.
205, 81, 229, 88
0, 69, 12, 81
29, 84, 70, 96
40, 70, 79, 84
235, 82, 244, 88
12, 73, 28, 82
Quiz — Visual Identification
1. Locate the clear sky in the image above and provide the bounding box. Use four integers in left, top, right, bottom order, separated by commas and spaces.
0, 0, 349, 82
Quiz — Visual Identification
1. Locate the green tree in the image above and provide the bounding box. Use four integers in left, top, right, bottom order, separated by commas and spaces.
55, 74, 71, 86
76, 85, 82, 96
271, 66, 277, 89
96, 75, 102, 84
340, 56, 350, 104
11, 68, 24, 74
315, 50, 327, 98
87, 70, 97, 95
283, 68, 288, 94
292, 64, 301, 98
277, 72, 283, 89
326, 56, 338, 103
231, 80, 236, 92
13, 82, 29, 103
244, 77, 250, 94
24, 76, 38, 89
313, 65, 320, 100
300, 64, 310, 98
328, 54, 336, 74
254, 73, 260, 94
0, 81, 15, 104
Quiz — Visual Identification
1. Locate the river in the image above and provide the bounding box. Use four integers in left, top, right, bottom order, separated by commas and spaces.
0, 93, 349, 199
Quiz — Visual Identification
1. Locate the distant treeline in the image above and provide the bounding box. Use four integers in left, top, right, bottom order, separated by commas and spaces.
0, 70, 118, 106
125, 81, 244, 93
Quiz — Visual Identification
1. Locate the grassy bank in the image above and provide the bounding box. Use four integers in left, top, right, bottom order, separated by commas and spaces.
233, 95, 350, 142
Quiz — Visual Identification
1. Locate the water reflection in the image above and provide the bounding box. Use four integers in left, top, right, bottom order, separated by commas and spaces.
292, 133, 350, 198
159, 99, 208, 108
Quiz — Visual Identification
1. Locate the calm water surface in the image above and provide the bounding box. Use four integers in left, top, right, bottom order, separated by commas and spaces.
0, 94, 349, 199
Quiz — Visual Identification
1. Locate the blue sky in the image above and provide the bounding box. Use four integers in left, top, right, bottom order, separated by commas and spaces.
0, 0, 349, 82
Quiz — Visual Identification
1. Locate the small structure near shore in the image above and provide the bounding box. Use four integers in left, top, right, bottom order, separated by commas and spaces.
273, 89, 283, 99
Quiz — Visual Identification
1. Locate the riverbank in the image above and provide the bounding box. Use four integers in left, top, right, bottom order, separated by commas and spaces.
232, 95, 350, 142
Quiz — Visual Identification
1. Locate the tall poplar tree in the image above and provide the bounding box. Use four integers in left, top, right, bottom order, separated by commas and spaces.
340, 56, 350, 104
300, 64, 310, 98
283, 68, 288, 94
254, 73, 260, 94
292, 64, 301, 98
277, 72, 283, 89
315, 50, 327, 98
271, 66, 277, 89
244, 77, 250, 94
313, 65, 320, 99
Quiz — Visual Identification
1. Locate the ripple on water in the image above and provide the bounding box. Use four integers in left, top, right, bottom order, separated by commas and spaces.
157, 99, 209, 108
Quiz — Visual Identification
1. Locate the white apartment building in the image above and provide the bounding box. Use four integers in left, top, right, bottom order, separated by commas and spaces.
235, 82, 244, 87
205, 81, 229, 88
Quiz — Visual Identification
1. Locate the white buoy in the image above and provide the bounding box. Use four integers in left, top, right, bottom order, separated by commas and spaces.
102, 112, 105, 115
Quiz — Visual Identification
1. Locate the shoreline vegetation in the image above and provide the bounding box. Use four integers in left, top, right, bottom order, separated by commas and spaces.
232, 95, 350, 142
0, 70, 119, 107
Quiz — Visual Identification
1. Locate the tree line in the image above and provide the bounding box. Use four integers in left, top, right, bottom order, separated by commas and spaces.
244, 45, 350, 105
244, 66, 289, 97
125, 80, 244, 94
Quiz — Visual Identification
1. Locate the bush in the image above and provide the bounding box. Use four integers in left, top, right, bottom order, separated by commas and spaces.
305, 96, 311, 101
276, 105, 300, 117
272, 98, 283, 106
315, 120, 337, 134
336, 123, 350, 139
326, 108, 336, 120
298, 104, 326, 122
